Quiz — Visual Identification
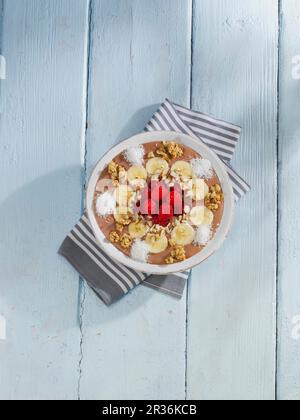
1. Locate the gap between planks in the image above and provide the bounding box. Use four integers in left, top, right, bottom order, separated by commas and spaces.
185, 0, 195, 401
275, 0, 283, 402
78, 0, 93, 401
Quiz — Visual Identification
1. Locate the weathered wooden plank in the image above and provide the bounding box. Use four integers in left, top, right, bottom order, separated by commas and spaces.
79, 0, 192, 400
277, 0, 300, 401
0, 0, 89, 399
187, 0, 278, 400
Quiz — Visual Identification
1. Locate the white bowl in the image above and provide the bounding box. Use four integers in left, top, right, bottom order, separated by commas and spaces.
86, 131, 234, 275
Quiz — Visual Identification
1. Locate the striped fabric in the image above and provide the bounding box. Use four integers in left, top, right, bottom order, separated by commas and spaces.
59, 99, 250, 305
145, 99, 250, 201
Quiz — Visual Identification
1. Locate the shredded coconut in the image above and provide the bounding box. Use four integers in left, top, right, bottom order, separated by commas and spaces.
96, 191, 116, 216
191, 158, 213, 179
194, 224, 212, 246
131, 240, 149, 263
124, 145, 145, 166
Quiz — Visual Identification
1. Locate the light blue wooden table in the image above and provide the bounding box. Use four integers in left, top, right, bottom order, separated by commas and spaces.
0, 0, 300, 401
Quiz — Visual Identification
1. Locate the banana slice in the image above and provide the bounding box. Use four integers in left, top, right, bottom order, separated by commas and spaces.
189, 206, 213, 226
114, 185, 133, 207
146, 157, 169, 177
128, 221, 148, 239
146, 233, 168, 254
127, 165, 147, 190
171, 223, 195, 246
127, 165, 147, 181
192, 179, 209, 201
171, 161, 193, 180
114, 207, 132, 225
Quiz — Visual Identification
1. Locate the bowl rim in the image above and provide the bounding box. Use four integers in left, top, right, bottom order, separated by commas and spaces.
86, 130, 234, 275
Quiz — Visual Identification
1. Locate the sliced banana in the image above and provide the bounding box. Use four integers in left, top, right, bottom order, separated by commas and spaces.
128, 221, 148, 239
127, 165, 147, 181
146, 157, 169, 177
127, 165, 147, 190
189, 206, 213, 226
114, 207, 132, 226
114, 185, 133, 207
146, 233, 168, 254
192, 179, 209, 201
171, 223, 195, 246
171, 161, 193, 180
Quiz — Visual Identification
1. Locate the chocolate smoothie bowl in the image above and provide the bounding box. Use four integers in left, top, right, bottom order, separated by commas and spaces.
86, 131, 234, 275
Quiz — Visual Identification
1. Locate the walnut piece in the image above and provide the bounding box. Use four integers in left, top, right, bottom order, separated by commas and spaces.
205, 184, 224, 212
120, 234, 133, 249
109, 231, 120, 243
164, 141, 184, 159
172, 246, 186, 262
114, 211, 132, 226
165, 256, 175, 264
152, 141, 183, 162
108, 160, 127, 184
116, 223, 124, 233
165, 245, 186, 264
156, 144, 170, 161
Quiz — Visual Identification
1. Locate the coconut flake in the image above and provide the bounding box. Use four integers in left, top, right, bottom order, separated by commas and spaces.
191, 158, 213, 179
124, 145, 145, 166
194, 224, 212, 246
96, 191, 116, 216
131, 240, 149, 263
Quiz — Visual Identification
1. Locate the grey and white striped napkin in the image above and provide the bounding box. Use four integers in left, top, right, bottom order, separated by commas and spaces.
59, 99, 250, 306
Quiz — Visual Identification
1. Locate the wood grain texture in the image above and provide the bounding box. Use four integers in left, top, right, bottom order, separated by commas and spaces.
187, 0, 278, 400
79, 0, 192, 400
277, 0, 300, 401
0, 0, 89, 399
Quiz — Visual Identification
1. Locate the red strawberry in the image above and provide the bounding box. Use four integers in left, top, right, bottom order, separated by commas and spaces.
140, 198, 158, 215
140, 187, 150, 200
152, 203, 174, 227
170, 189, 183, 215
160, 202, 173, 216
150, 180, 169, 203
136, 187, 151, 213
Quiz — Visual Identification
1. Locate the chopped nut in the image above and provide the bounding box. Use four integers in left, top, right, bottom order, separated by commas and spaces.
165, 245, 186, 264
205, 184, 223, 212
120, 233, 133, 249
109, 231, 120, 243
215, 184, 221, 193
108, 161, 119, 179
147, 151, 155, 159
115, 223, 124, 233
150, 224, 164, 234
156, 145, 170, 162
172, 246, 186, 262
154, 141, 183, 161
169, 238, 176, 247
108, 160, 127, 183
164, 141, 184, 159
165, 256, 175, 264
114, 210, 132, 226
